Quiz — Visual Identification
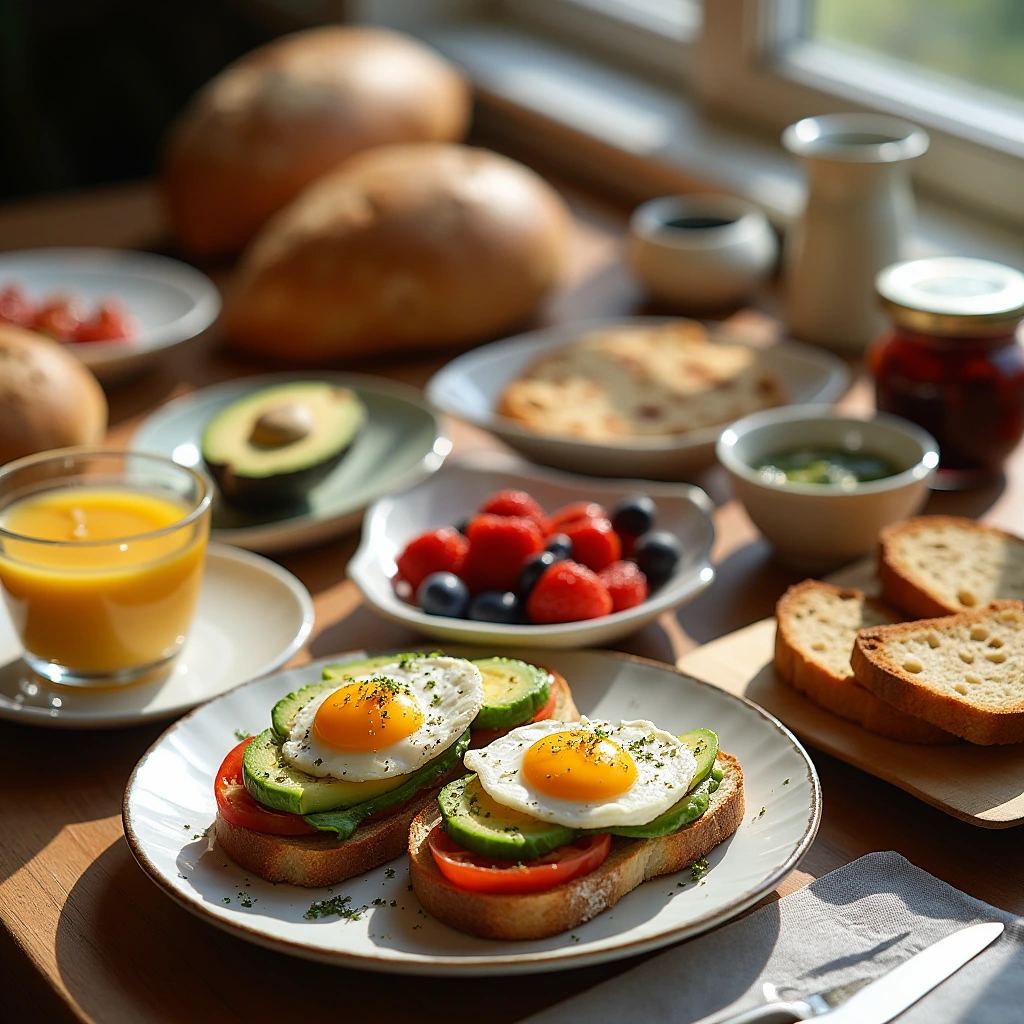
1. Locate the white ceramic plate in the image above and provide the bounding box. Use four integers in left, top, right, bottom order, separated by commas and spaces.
348, 452, 716, 648
0, 247, 221, 383
426, 317, 851, 480
132, 373, 451, 554
123, 647, 820, 975
0, 544, 313, 728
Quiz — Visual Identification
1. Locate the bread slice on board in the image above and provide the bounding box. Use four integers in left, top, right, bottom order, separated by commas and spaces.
408, 754, 744, 941
852, 600, 1024, 745
774, 580, 954, 744
879, 516, 1024, 618
215, 764, 462, 887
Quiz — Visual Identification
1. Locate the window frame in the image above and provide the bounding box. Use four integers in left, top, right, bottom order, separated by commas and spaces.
352, 0, 1024, 225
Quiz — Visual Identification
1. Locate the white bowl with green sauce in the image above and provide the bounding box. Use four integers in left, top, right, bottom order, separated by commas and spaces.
716, 406, 939, 571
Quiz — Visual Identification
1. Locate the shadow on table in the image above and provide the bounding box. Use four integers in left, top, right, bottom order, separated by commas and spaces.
54, 836, 693, 1023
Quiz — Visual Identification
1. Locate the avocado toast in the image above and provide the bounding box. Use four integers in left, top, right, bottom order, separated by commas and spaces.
214, 653, 579, 886
409, 718, 744, 939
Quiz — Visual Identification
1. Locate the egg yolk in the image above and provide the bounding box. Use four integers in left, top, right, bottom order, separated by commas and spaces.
522, 730, 638, 801
312, 678, 424, 753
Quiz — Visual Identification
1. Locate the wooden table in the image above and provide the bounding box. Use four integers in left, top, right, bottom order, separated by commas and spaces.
3, 181, 1024, 1024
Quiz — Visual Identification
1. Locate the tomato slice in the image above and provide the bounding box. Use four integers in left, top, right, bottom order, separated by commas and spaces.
214, 738, 317, 836
428, 826, 610, 895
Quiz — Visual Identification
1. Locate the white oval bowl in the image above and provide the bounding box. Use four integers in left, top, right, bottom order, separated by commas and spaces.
0, 247, 221, 383
426, 317, 850, 481
348, 452, 716, 648
717, 406, 939, 572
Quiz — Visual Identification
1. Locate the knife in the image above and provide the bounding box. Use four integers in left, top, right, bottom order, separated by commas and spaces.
710, 920, 1004, 1024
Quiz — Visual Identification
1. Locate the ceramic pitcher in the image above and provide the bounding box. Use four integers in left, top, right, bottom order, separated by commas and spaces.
783, 114, 929, 355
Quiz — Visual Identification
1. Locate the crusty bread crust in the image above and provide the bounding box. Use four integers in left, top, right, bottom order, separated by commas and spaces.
774, 580, 954, 744
467, 670, 579, 749
878, 516, 1024, 618
408, 754, 744, 940
215, 763, 463, 887
852, 600, 1024, 745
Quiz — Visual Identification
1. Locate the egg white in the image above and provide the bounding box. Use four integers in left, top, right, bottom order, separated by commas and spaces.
281, 655, 483, 782
464, 716, 698, 829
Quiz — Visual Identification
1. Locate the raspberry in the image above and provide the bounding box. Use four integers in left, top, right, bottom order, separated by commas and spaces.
461, 514, 544, 594
526, 561, 613, 624
598, 560, 648, 611
478, 489, 551, 534
550, 501, 606, 531
562, 516, 621, 572
395, 528, 468, 591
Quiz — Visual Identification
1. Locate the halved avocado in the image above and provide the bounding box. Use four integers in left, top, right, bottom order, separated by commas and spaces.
201, 382, 365, 509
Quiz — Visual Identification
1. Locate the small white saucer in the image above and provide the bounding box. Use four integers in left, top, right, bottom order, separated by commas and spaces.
0, 544, 314, 728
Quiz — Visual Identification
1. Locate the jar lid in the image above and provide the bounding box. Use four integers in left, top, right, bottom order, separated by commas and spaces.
876, 257, 1024, 336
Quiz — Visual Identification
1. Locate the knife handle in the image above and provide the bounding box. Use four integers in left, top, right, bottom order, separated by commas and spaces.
706, 1002, 807, 1024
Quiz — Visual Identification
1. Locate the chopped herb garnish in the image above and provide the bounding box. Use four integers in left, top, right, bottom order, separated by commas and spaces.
691, 857, 709, 882
783, 778, 791, 786
384, 867, 396, 879
233, 728, 250, 741
304, 895, 364, 920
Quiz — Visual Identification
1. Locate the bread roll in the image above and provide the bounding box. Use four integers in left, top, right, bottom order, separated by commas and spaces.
222, 143, 573, 362
0, 325, 108, 464
161, 27, 471, 258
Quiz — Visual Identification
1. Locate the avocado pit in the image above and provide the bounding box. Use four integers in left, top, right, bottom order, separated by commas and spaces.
250, 402, 315, 448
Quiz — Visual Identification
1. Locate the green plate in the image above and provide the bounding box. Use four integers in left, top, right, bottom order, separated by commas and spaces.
131, 372, 449, 554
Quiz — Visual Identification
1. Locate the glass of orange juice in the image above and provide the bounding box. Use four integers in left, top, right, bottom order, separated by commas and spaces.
0, 449, 211, 687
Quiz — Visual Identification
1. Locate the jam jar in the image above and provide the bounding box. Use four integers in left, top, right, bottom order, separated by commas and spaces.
870, 257, 1024, 488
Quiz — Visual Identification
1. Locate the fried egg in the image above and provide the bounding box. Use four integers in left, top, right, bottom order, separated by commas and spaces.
281, 656, 483, 782
463, 716, 697, 829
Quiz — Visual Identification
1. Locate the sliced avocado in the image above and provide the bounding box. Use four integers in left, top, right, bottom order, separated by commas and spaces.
271, 655, 414, 740
438, 773, 578, 861
681, 728, 719, 790
242, 729, 407, 814
471, 657, 550, 731
303, 728, 471, 839
601, 773, 718, 839
201, 382, 365, 510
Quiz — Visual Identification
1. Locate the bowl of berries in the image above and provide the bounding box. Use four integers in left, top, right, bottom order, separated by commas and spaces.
348, 452, 716, 647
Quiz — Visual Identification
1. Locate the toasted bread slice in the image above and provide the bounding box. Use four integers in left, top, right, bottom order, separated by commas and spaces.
774, 580, 954, 744
215, 763, 463, 887
408, 754, 744, 940
468, 670, 579, 749
879, 516, 1024, 618
852, 600, 1024, 745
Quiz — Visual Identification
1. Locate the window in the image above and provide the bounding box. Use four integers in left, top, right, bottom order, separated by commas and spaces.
813, 0, 1024, 106
358, 0, 1024, 224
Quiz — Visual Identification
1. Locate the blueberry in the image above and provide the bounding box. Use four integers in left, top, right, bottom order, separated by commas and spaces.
612, 494, 657, 538
468, 590, 521, 623
632, 530, 682, 582
416, 572, 470, 617
519, 550, 561, 597
545, 533, 573, 560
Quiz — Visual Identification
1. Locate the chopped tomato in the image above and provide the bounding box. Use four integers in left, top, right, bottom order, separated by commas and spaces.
214, 737, 317, 836
32, 297, 84, 341
73, 299, 136, 343
0, 284, 35, 327
428, 826, 611, 895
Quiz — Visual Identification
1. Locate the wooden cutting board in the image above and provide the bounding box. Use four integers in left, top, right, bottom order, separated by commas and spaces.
678, 616, 1024, 829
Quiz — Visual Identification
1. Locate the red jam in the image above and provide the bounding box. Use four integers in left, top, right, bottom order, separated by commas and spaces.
870, 324, 1024, 482
871, 257, 1024, 487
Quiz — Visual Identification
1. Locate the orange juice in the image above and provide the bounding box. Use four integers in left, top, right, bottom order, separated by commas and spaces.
0, 487, 209, 674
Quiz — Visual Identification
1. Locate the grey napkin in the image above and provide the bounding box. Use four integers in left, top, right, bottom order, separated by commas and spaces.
524, 852, 1023, 1024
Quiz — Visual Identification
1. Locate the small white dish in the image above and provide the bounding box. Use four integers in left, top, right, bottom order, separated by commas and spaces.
0, 543, 313, 728
717, 406, 939, 572
425, 317, 850, 481
628, 194, 778, 307
132, 373, 450, 554
123, 647, 820, 975
0, 247, 221, 383
348, 452, 716, 648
